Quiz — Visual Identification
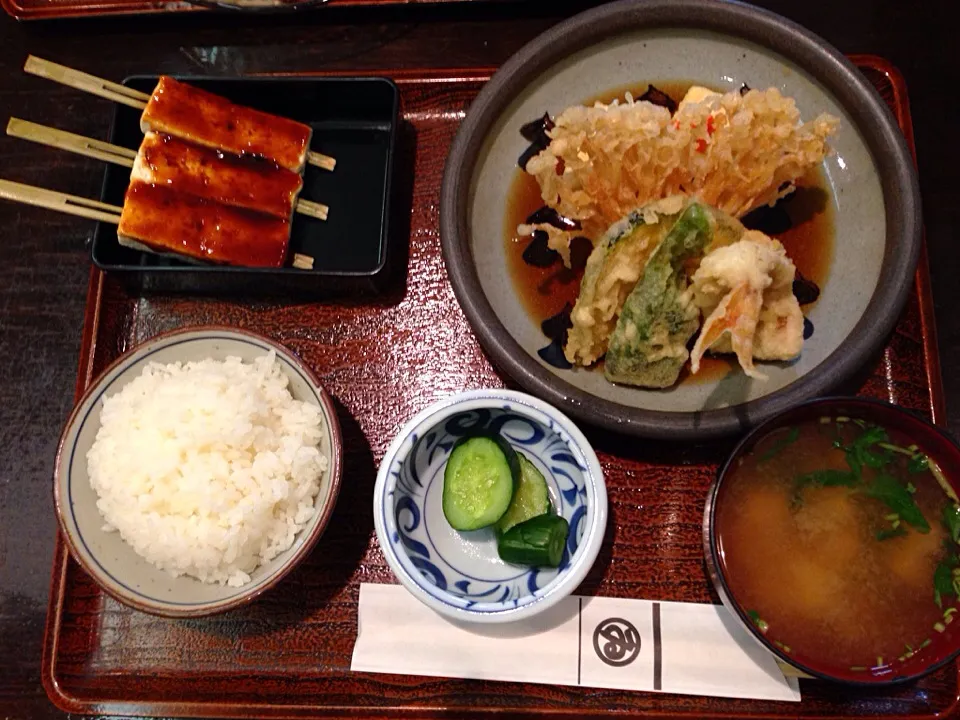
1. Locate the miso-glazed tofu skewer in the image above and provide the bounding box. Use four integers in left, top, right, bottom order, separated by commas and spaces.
6, 119, 329, 221
141, 76, 319, 174
0, 179, 315, 270
22, 56, 337, 172
132, 132, 316, 220
118, 181, 297, 267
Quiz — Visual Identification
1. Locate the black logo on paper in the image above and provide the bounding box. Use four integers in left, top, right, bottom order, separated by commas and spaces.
593, 617, 641, 667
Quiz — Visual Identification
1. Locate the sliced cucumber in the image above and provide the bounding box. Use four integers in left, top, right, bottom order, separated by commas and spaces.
442, 433, 519, 531
497, 514, 570, 567
496, 453, 551, 535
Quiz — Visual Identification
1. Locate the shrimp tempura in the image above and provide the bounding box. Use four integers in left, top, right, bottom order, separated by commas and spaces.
689, 231, 804, 380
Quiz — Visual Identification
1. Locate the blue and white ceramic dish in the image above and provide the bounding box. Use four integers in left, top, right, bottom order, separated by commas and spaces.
373, 389, 607, 623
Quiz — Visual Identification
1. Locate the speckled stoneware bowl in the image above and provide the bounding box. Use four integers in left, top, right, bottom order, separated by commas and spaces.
440, 0, 922, 440
373, 389, 607, 623
53, 327, 343, 618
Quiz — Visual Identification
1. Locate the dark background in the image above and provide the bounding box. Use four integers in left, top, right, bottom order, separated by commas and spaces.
0, 1, 956, 717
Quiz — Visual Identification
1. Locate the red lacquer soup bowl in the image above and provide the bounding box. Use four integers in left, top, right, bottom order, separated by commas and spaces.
704, 397, 960, 686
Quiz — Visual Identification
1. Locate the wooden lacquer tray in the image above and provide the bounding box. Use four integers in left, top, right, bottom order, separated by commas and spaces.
2, 0, 485, 22
42, 57, 954, 719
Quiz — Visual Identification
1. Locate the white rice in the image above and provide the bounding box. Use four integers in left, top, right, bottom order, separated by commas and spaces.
86, 351, 328, 587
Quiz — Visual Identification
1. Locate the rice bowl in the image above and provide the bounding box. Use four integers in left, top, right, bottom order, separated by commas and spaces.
86, 352, 328, 587
54, 327, 343, 617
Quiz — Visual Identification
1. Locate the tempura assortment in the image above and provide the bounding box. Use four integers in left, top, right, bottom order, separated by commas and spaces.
518, 85, 839, 388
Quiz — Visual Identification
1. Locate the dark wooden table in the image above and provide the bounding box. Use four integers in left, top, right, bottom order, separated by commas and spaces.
0, 1, 956, 717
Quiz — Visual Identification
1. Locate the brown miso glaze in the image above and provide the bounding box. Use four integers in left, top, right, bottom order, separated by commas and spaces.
118, 182, 290, 267
139, 133, 302, 219
143, 77, 311, 173
505, 81, 835, 384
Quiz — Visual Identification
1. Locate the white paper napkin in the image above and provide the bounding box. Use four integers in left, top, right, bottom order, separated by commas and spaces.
351, 583, 801, 702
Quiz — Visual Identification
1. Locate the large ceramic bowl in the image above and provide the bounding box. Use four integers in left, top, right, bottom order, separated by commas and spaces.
704, 397, 960, 685
373, 389, 607, 623
54, 326, 343, 617
440, 0, 922, 440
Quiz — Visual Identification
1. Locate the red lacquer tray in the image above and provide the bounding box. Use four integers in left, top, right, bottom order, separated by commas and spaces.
42, 57, 954, 719
2, 0, 484, 22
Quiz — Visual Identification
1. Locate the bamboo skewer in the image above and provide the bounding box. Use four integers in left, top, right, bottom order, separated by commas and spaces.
0, 178, 316, 269
8, 117, 137, 167
291, 253, 314, 270
293, 199, 329, 221
306, 151, 337, 173
23, 56, 337, 172
23, 55, 150, 110
0, 179, 123, 224
7, 118, 329, 221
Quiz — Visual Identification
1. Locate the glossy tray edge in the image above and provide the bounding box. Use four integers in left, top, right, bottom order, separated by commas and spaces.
40, 58, 956, 719
848, 53, 946, 429
854, 54, 948, 428
2, 0, 488, 22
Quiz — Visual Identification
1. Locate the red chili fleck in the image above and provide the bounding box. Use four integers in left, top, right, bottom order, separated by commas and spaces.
696, 138, 707, 153
556, 157, 565, 175
690, 122, 697, 129
672, 119, 681, 129
707, 115, 716, 135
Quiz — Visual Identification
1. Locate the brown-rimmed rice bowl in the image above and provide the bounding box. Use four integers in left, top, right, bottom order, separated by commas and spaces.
53, 326, 343, 618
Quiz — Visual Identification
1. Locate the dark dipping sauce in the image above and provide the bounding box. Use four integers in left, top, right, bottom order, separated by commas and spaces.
504, 81, 835, 384
716, 417, 960, 673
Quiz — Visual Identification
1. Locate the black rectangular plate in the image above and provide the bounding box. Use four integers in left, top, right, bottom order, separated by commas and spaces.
92, 75, 399, 296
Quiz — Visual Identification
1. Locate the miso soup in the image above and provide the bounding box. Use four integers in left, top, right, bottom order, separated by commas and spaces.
716, 416, 960, 672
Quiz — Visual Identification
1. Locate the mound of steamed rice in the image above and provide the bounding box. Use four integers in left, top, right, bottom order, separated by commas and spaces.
86, 351, 328, 588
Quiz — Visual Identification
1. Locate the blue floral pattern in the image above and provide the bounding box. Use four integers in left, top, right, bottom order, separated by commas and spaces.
381, 399, 593, 613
